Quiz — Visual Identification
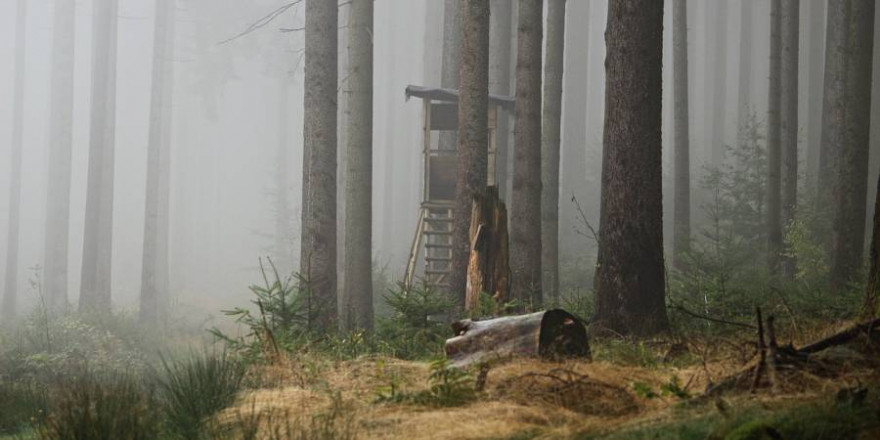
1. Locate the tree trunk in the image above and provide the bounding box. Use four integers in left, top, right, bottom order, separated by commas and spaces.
451, 0, 491, 308
80, 0, 118, 314
341, 0, 374, 332
737, 0, 753, 142
140, 0, 175, 326
559, 0, 589, 266
43, 0, 75, 316
830, 0, 875, 294
300, 0, 338, 332
490, 0, 513, 202
593, 0, 668, 337
2, 0, 26, 322
465, 187, 509, 311
779, 0, 799, 279
541, 0, 565, 302
511, 0, 543, 308
806, 0, 826, 194
440, 0, 462, 152
766, 0, 782, 275
672, 0, 690, 270
711, 0, 729, 165
819, 0, 851, 209
866, 170, 880, 314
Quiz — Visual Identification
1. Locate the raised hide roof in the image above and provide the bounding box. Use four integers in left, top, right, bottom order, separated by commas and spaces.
405, 85, 516, 111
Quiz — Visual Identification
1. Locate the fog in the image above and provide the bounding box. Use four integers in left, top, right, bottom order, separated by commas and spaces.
1, 0, 879, 322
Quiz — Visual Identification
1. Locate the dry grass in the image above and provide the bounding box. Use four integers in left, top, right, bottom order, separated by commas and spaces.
215, 327, 880, 440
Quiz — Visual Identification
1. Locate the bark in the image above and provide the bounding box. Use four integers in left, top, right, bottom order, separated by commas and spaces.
490, 0, 513, 202
780, 0, 799, 279
866, 169, 880, 313
830, 0, 875, 294
341, 0, 373, 332
80, 0, 118, 314
42, 0, 75, 315
593, 0, 668, 337
445, 309, 589, 368
2, 0, 26, 321
818, 0, 851, 207
541, 0, 565, 302
766, 0, 782, 275
559, 0, 588, 264
440, 0, 462, 152
511, 0, 543, 307
711, 0, 729, 165
806, 1, 826, 193
300, 0, 338, 332
737, 0, 753, 141
464, 187, 509, 311
140, 0, 175, 326
451, 0, 491, 308
672, 0, 690, 269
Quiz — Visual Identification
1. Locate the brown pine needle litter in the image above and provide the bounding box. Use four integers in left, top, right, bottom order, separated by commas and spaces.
213, 324, 880, 440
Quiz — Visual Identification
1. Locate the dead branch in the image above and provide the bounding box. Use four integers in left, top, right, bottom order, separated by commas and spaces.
797, 318, 880, 354
668, 302, 757, 329
749, 307, 766, 393
219, 1, 303, 45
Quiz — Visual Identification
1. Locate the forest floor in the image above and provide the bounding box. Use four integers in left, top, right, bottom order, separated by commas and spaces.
217, 320, 880, 439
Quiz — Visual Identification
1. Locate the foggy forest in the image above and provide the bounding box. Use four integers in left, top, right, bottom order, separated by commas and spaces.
1, 0, 880, 438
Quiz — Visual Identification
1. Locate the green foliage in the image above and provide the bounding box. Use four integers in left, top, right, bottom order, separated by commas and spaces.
210, 259, 318, 361
376, 283, 453, 360
38, 372, 161, 440
659, 375, 690, 400
376, 358, 475, 407
582, 390, 880, 439
156, 352, 246, 439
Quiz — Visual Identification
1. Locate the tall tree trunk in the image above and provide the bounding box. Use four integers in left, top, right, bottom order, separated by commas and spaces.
866, 171, 880, 315
79, 0, 118, 314
275, 77, 294, 272
819, 0, 852, 208
2, 0, 26, 322
440, 0, 462, 152
140, 0, 175, 326
806, 0, 826, 193
300, 0, 338, 332
737, 0, 753, 141
490, 0, 513, 202
451, 0, 490, 307
830, 0, 875, 294
511, 0, 543, 307
766, 0, 783, 275
341, 0, 373, 332
559, 0, 588, 266
593, 0, 668, 337
780, 0, 799, 279
43, 0, 75, 316
711, 0, 729, 164
672, 0, 690, 270
541, 0, 565, 302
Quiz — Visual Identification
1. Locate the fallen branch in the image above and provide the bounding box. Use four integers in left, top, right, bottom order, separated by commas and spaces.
797, 318, 880, 354
669, 302, 757, 329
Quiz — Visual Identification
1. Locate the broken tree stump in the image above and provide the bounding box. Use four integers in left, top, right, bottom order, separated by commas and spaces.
465, 186, 510, 312
445, 309, 590, 368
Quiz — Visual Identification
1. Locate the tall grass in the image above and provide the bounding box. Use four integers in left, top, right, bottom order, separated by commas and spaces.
157, 351, 246, 439
38, 372, 160, 440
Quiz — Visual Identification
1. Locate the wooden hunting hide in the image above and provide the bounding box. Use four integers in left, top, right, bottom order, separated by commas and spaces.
445, 309, 591, 368
465, 186, 509, 311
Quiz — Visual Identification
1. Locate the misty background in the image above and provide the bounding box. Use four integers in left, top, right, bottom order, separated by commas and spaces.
1, 0, 879, 322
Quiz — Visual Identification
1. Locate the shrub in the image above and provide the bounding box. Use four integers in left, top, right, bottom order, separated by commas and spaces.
38, 372, 160, 440
376, 283, 453, 360
157, 351, 246, 439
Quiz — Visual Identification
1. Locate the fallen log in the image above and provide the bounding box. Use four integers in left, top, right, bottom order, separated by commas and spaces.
445, 309, 590, 369
797, 318, 880, 354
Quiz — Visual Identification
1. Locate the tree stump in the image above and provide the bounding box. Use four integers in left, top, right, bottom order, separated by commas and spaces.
465, 186, 510, 312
